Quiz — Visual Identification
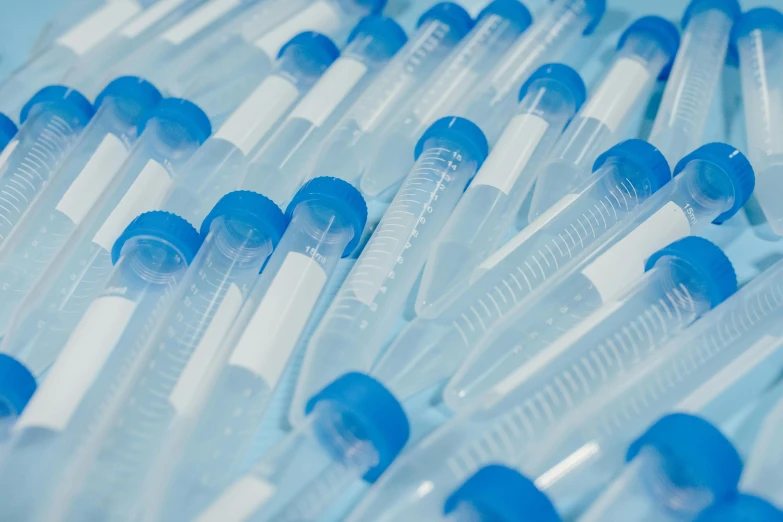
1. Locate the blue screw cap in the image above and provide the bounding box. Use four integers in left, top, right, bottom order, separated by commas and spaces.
645, 236, 737, 308
618, 16, 681, 80
415, 116, 489, 169
279, 32, 340, 77
95, 76, 163, 129
417, 2, 475, 41
732, 7, 783, 45
111, 211, 203, 265
0, 354, 37, 417
348, 16, 408, 60
478, 0, 533, 34
201, 190, 289, 247
444, 465, 561, 522
353, 0, 387, 15
593, 139, 672, 194
0, 113, 18, 151
682, 0, 741, 29
287, 177, 368, 257
674, 142, 755, 224
696, 494, 783, 522
519, 63, 587, 113
627, 413, 743, 502
576, 0, 606, 35
20, 85, 95, 127
151, 98, 212, 146
305, 372, 410, 483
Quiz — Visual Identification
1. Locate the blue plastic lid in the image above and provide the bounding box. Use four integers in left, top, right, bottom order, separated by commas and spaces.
572, 0, 606, 35
627, 413, 743, 501
645, 236, 737, 308
151, 98, 212, 146
674, 142, 755, 224
305, 372, 410, 483
347, 16, 408, 60
0, 354, 37, 417
618, 16, 681, 80
732, 7, 783, 43
353, 0, 387, 15
287, 177, 368, 257
444, 465, 561, 522
593, 139, 672, 193
95, 76, 162, 113
696, 494, 783, 522
414, 116, 489, 169
200, 190, 289, 247
518, 63, 587, 113
0, 113, 18, 151
417, 2, 475, 41
478, 0, 533, 33
20, 85, 95, 127
278, 32, 340, 77
111, 211, 203, 265
682, 0, 742, 29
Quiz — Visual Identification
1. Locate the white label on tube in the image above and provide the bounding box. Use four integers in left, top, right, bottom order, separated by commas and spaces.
214, 76, 299, 155
473, 193, 580, 278
194, 475, 276, 522
162, 0, 241, 45
253, 0, 342, 58
579, 58, 652, 133
120, 0, 188, 38
229, 252, 327, 386
676, 335, 783, 413
472, 113, 550, 195
492, 301, 625, 396
0, 140, 19, 171
15, 296, 138, 432
289, 58, 368, 127
56, 134, 129, 225
169, 284, 244, 414
581, 202, 691, 302
92, 160, 172, 252
57, 0, 142, 55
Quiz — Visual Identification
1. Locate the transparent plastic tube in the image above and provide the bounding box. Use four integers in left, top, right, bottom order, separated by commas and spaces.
0, 99, 210, 380
0, 211, 201, 522
32, 0, 124, 54
152, 177, 366, 515
38, 193, 287, 522
347, 237, 736, 522
161, 32, 339, 228
289, 117, 488, 427
372, 143, 754, 404
649, 0, 740, 167
0, 78, 161, 315
740, 395, 783, 509
459, 0, 606, 144
736, 8, 783, 236
172, 373, 407, 522
415, 63, 586, 315
0, 0, 154, 118
176, 0, 380, 124
358, 0, 532, 197
308, 2, 475, 187
0, 86, 94, 245
528, 15, 679, 219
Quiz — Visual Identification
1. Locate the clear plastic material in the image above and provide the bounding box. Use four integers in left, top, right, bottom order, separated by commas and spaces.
649, 9, 735, 167
162, 48, 327, 228
290, 136, 482, 427
740, 396, 783, 509
737, 20, 783, 235
179, 401, 377, 522
415, 76, 581, 315
529, 33, 673, 218
311, 14, 470, 187
347, 254, 722, 522
38, 213, 279, 522
459, 0, 596, 144
0, 0, 151, 117
0, 232, 193, 522
141, 199, 357, 516
32, 0, 125, 54
241, 35, 400, 208
0, 112, 204, 376
175, 0, 370, 124
358, 10, 528, 197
